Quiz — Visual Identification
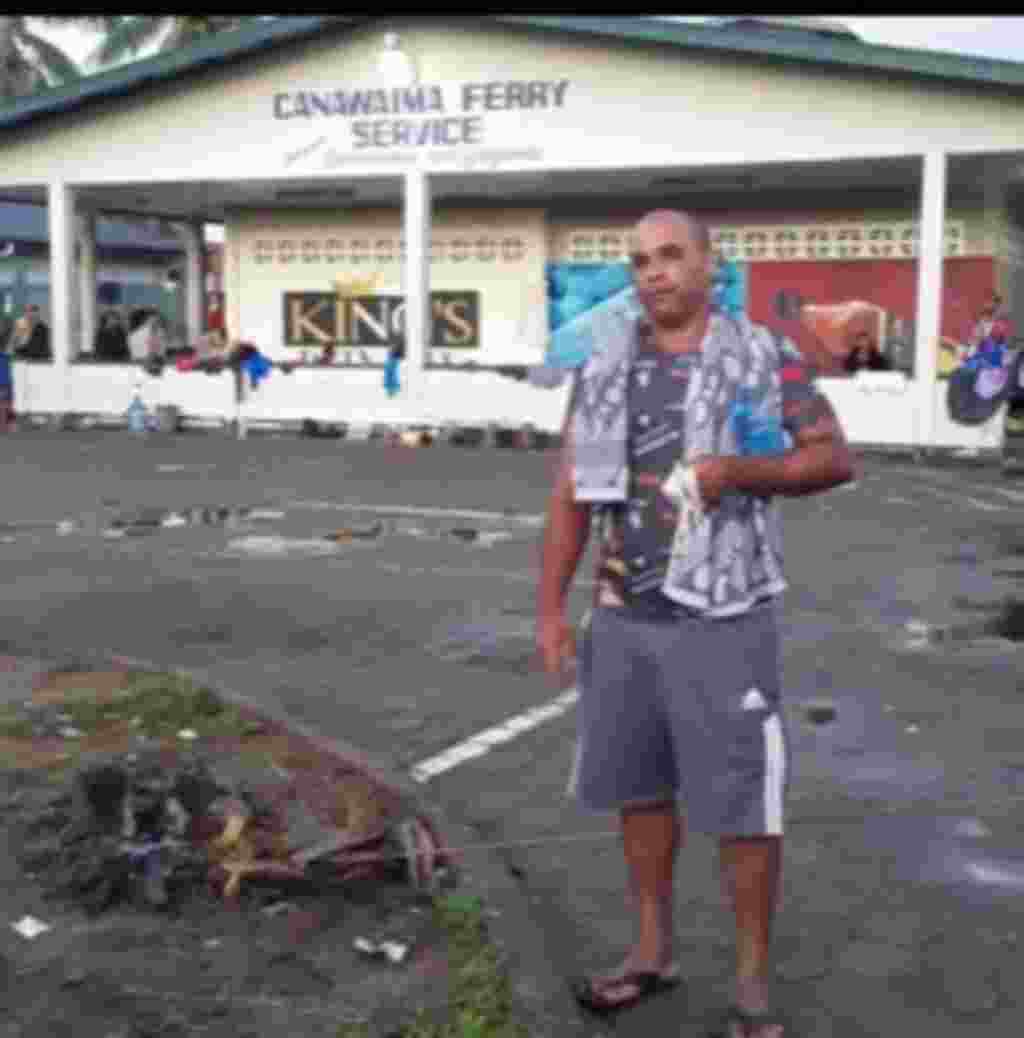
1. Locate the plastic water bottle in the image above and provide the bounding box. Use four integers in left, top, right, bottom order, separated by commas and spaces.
126, 384, 148, 434
731, 387, 789, 456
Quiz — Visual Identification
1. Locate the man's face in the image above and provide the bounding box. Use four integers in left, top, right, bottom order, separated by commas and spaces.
629, 218, 713, 328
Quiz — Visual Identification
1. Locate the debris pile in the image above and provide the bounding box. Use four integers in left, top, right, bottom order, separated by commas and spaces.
17, 750, 450, 917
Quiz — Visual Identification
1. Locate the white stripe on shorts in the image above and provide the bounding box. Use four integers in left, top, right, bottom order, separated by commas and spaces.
763, 714, 785, 836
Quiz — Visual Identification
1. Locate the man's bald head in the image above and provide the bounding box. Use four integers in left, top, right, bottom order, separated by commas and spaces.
633, 210, 711, 255
629, 210, 715, 333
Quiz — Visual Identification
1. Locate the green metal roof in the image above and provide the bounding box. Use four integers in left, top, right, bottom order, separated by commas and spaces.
2, 15, 1024, 136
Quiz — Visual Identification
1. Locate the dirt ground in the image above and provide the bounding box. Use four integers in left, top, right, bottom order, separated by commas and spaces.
0, 668, 455, 1038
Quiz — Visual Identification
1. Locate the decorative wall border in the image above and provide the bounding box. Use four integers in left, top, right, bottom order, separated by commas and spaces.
548, 221, 970, 263
248, 234, 529, 266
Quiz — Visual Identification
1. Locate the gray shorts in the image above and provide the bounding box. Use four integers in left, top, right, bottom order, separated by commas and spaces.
568, 603, 790, 837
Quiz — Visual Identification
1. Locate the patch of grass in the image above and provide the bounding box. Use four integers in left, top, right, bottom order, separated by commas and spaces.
335, 894, 525, 1038
58, 671, 244, 740
0, 708, 35, 740
2, 670, 246, 745
389, 894, 527, 1038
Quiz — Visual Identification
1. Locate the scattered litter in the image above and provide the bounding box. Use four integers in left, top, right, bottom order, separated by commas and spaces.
380, 940, 409, 964
177, 729, 198, 741
103, 529, 127, 540
884, 705, 895, 713
247, 509, 286, 521
903, 637, 931, 652
161, 513, 188, 528
261, 901, 297, 917
56, 520, 75, 536
327, 522, 384, 542
353, 937, 410, 964
905, 620, 931, 636
803, 700, 837, 726
226, 535, 340, 557
906, 725, 920, 734
59, 726, 83, 739
203, 938, 222, 949
474, 532, 512, 548
12, 916, 51, 940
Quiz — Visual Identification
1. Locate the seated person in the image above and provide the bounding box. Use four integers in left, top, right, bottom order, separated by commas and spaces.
93, 309, 131, 362
844, 330, 891, 373
10, 304, 52, 361
128, 308, 168, 362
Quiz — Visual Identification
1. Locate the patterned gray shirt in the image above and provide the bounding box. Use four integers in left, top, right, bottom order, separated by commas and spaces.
590, 317, 827, 618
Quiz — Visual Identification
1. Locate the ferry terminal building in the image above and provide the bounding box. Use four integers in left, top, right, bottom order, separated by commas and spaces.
1, 15, 1024, 451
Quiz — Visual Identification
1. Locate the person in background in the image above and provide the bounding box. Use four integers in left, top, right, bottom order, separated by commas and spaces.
94, 308, 131, 363
8, 304, 52, 361
843, 330, 891, 374
128, 308, 168, 363
0, 337, 14, 431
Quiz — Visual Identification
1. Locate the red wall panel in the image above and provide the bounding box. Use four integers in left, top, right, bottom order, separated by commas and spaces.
746, 257, 996, 361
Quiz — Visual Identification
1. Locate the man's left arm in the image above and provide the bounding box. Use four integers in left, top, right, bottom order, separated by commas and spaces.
697, 355, 856, 504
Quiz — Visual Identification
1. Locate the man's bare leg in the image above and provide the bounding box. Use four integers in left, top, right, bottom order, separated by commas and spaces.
719, 836, 784, 1037
622, 802, 683, 970
577, 801, 682, 1006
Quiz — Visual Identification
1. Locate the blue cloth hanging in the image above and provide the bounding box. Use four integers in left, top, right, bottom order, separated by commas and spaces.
240, 350, 272, 389
384, 352, 401, 396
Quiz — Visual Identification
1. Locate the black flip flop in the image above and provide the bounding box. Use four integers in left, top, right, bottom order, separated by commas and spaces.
707, 1004, 787, 1037
570, 965, 681, 1016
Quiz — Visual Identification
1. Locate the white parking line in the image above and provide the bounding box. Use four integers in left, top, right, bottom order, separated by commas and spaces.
290, 500, 546, 526
410, 687, 579, 783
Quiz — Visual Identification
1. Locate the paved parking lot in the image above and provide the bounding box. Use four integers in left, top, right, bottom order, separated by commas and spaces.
3, 430, 1024, 1035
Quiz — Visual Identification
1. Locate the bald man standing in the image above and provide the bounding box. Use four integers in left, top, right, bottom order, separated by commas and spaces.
537, 211, 854, 1038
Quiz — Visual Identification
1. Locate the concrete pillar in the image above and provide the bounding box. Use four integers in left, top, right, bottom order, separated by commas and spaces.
77, 210, 97, 355
912, 152, 947, 450
402, 169, 431, 398
174, 221, 205, 346
47, 181, 76, 393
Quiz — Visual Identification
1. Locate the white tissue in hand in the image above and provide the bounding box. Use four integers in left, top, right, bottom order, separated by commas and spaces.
660, 462, 702, 510
660, 463, 705, 560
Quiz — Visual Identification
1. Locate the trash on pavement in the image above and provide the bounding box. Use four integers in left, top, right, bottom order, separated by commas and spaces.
11, 735, 449, 915
12, 916, 51, 939
380, 940, 409, 964
261, 900, 297, 917
326, 521, 383, 542
803, 700, 838, 726
56, 520, 75, 536
353, 937, 410, 964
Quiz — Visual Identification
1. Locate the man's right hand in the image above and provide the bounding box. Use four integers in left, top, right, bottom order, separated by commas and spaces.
536, 612, 576, 684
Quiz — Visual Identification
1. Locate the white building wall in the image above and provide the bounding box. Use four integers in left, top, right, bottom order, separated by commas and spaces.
2, 22, 1024, 187
227, 206, 548, 365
